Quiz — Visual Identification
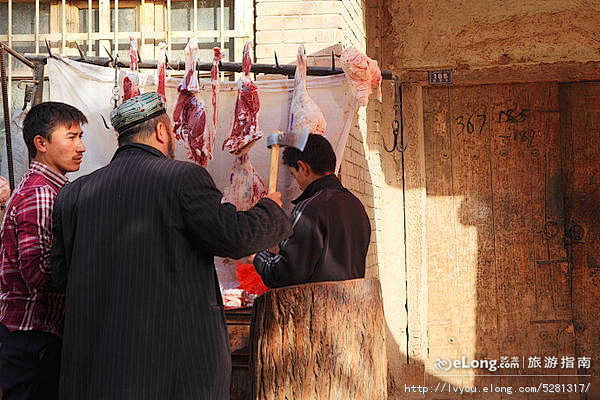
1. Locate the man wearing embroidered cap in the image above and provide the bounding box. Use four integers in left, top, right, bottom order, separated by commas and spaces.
51, 92, 292, 400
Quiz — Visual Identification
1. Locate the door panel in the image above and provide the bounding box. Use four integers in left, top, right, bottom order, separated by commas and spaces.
423, 83, 576, 399
560, 82, 600, 400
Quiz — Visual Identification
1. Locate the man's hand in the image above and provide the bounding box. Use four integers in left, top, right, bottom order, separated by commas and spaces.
265, 191, 283, 207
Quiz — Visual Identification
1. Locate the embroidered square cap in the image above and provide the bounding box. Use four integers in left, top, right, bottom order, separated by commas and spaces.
110, 92, 167, 135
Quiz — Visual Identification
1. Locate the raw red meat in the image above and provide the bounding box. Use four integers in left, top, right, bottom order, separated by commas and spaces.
173, 38, 213, 167
211, 47, 224, 130
123, 36, 141, 100
222, 153, 267, 211
288, 44, 326, 134
173, 92, 209, 166
339, 46, 382, 106
156, 42, 167, 102
222, 42, 261, 155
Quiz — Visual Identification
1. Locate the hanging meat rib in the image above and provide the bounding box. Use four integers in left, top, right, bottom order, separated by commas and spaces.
156, 42, 167, 102
222, 153, 267, 211
123, 36, 141, 100
288, 44, 326, 135
222, 42, 262, 155
218, 152, 268, 300
173, 38, 213, 167
211, 47, 224, 131
339, 47, 382, 107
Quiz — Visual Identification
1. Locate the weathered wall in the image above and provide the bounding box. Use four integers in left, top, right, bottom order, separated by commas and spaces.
381, 0, 600, 70
373, 1, 600, 399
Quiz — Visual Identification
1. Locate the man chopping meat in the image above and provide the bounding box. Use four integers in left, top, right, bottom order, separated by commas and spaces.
253, 134, 371, 288
50, 92, 293, 400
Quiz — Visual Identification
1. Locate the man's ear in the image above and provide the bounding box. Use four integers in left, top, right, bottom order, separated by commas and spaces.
297, 160, 311, 176
155, 121, 169, 144
33, 135, 48, 154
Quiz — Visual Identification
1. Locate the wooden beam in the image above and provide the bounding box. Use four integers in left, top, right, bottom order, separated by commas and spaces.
400, 83, 428, 384
398, 61, 600, 86
98, 0, 111, 56
31, 63, 45, 105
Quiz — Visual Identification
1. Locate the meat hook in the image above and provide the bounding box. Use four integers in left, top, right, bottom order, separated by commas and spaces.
75, 42, 86, 61
101, 114, 112, 130
383, 77, 407, 153
331, 51, 335, 71
44, 39, 59, 60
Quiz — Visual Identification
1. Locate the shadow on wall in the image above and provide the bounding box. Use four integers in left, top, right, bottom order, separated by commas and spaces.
368, 77, 599, 399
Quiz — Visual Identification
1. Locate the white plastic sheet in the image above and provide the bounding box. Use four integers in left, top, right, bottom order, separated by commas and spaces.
46, 57, 358, 288
1, 108, 30, 186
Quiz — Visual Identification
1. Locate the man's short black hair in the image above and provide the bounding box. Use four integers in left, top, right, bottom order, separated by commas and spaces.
23, 102, 88, 158
117, 113, 170, 146
282, 134, 336, 175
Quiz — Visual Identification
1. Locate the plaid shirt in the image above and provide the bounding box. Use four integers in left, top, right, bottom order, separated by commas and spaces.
0, 161, 68, 337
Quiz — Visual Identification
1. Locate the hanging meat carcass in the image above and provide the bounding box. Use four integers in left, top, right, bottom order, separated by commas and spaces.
123, 36, 141, 100
172, 38, 213, 167
222, 42, 262, 155
339, 46, 382, 107
288, 44, 326, 135
211, 47, 224, 131
219, 153, 268, 304
156, 42, 167, 102
222, 153, 267, 211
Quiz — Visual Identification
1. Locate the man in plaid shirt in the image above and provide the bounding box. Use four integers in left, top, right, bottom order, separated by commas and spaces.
0, 102, 86, 400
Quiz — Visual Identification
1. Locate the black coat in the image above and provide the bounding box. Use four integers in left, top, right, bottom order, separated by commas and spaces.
51, 143, 292, 400
254, 174, 371, 287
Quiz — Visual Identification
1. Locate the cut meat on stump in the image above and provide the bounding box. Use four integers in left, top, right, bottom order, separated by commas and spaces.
288, 44, 327, 135
173, 38, 213, 167
222, 42, 262, 155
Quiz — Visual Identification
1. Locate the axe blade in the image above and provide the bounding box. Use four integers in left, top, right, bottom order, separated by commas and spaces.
267, 129, 310, 151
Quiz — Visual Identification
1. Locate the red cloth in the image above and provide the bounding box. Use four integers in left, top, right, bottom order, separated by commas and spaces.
0, 161, 67, 337
236, 263, 269, 295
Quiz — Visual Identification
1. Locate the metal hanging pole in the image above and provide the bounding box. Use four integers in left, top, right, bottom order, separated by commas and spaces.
24, 53, 394, 80
0, 48, 15, 190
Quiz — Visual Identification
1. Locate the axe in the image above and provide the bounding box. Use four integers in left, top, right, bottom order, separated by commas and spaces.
266, 130, 310, 192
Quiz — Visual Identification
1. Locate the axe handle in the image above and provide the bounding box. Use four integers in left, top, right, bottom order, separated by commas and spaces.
268, 144, 280, 193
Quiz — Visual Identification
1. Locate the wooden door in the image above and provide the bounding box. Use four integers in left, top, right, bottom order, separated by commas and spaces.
560, 82, 600, 400
423, 83, 577, 399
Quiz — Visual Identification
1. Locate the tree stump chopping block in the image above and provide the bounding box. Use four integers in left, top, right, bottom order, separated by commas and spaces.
249, 278, 387, 400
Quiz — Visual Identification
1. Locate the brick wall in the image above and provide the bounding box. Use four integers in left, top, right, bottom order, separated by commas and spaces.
254, 0, 344, 65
